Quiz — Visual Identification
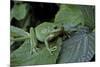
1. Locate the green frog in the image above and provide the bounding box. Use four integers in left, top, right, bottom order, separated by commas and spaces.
30, 22, 64, 55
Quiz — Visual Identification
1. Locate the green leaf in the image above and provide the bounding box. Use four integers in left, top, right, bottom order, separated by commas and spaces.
11, 38, 62, 66
79, 6, 95, 30
55, 5, 84, 32
10, 37, 15, 46
57, 30, 95, 63
10, 26, 29, 37
11, 3, 29, 20
92, 28, 95, 32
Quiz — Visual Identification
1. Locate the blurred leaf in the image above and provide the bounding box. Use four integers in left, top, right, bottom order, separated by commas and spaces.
79, 6, 95, 30
55, 5, 84, 32
11, 3, 29, 20
10, 37, 15, 46
92, 28, 95, 32
57, 30, 95, 63
11, 38, 62, 66
11, 26, 29, 37
23, 16, 31, 31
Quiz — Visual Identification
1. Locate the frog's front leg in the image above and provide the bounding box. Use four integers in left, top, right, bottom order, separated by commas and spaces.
30, 27, 38, 55
44, 34, 57, 55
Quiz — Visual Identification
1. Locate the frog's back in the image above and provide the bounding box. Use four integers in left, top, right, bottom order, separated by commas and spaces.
35, 22, 54, 42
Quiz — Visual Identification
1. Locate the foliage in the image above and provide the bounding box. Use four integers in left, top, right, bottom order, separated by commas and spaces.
11, 2, 29, 20
10, 1, 95, 66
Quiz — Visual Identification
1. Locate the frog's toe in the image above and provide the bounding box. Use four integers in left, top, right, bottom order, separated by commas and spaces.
48, 46, 57, 55
50, 46, 57, 52
49, 51, 53, 55
30, 48, 39, 55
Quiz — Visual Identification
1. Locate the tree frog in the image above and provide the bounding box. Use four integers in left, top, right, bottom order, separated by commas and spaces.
30, 22, 64, 55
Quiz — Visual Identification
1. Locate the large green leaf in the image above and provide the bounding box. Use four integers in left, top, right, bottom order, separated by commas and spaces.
57, 30, 95, 63
79, 6, 95, 30
11, 3, 29, 20
10, 26, 29, 37
11, 38, 62, 66
55, 4, 84, 32
10, 26, 29, 46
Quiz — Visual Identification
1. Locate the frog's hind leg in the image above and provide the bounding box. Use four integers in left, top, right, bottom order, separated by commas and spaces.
30, 27, 38, 55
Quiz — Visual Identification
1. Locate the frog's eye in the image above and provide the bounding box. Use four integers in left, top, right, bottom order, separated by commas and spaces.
54, 26, 58, 29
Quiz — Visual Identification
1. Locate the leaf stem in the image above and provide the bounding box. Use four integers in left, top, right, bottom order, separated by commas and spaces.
11, 36, 30, 41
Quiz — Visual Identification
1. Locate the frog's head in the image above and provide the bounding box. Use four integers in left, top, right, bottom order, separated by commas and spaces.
51, 23, 64, 33
35, 22, 64, 42
47, 23, 64, 41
